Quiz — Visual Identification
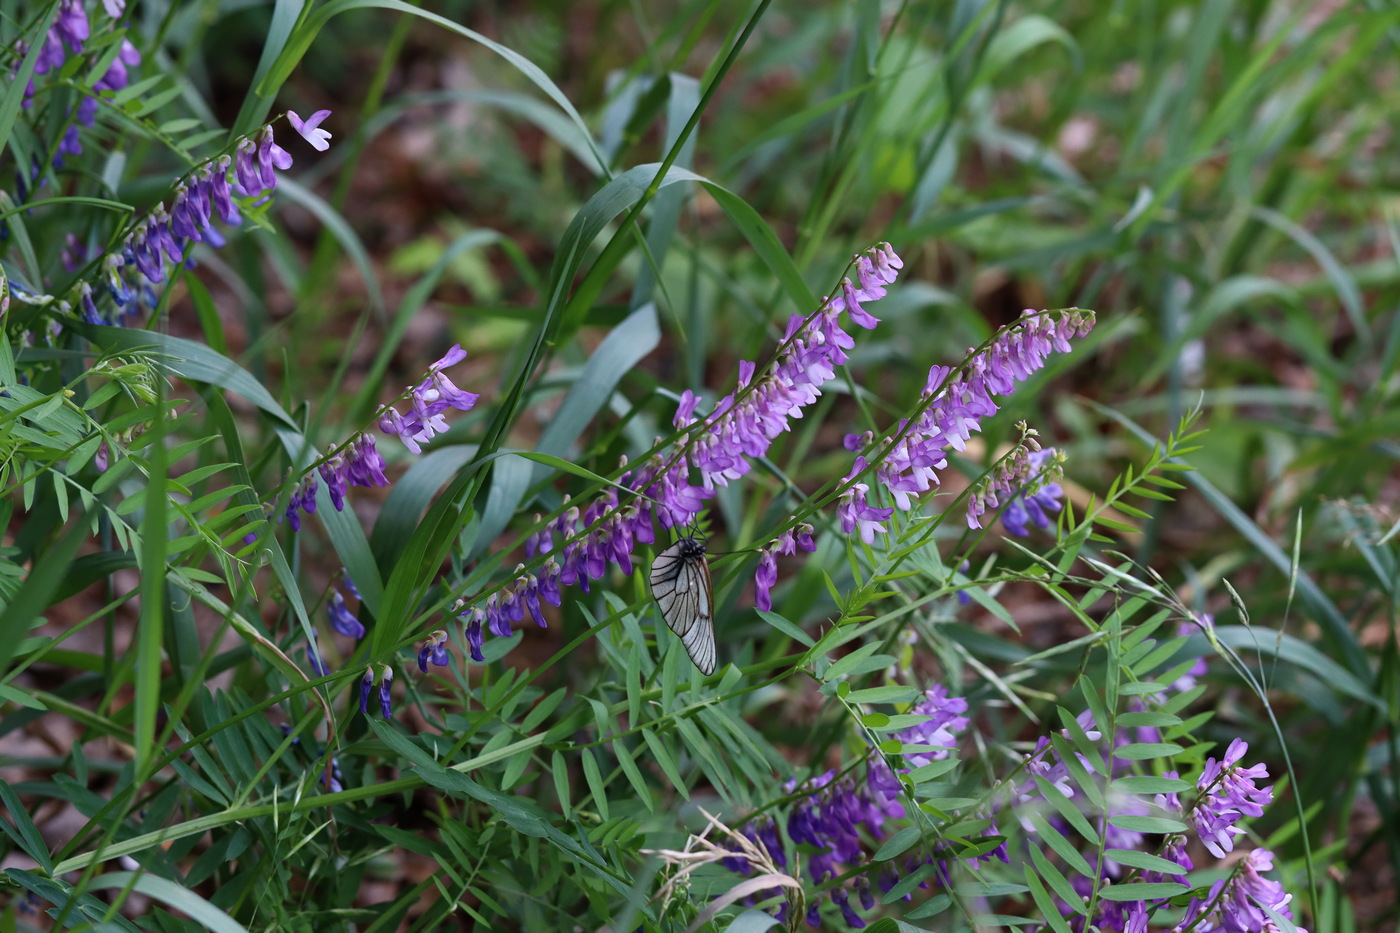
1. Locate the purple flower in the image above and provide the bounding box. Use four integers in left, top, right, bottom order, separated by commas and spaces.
55, 1, 90, 58
378, 667, 394, 718
467, 248, 902, 664
993, 447, 1064, 536
358, 668, 374, 714
1193, 738, 1273, 858
674, 243, 902, 516
344, 433, 390, 487
417, 630, 451, 672
79, 284, 102, 325
721, 685, 970, 928
752, 549, 778, 611
287, 109, 333, 151
318, 452, 348, 511
284, 473, 318, 530
208, 156, 240, 225
327, 588, 364, 639
460, 605, 486, 662
751, 524, 816, 612
234, 139, 262, 195
378, 345, 481, 454
1177, 848, 1305, 933
866, 685, 969, 818
846, 309, 1093, 537
256, 126, 294, 191
94, 39, 140, 92
837, 457, 894, 544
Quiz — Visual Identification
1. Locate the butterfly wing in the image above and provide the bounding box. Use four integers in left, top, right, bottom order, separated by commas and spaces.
649, 539, 717, 675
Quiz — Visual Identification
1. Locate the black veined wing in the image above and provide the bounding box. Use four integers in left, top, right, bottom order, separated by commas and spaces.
649, 536, 716, 675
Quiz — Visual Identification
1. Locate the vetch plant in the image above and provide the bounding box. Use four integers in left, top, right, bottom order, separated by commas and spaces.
0, 3, 1336, 932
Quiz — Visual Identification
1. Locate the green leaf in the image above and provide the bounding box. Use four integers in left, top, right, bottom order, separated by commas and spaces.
1097, 882, 1191, 901
614, 740, 654, 813
376, 723, 551, 837
551, 750, 571, 817
1105, 848, 1192, 876
85, 872, 250, 933
1033, 774, 1099, 845
640, 728, 689, 800
904, 893, 951, 920
756, 609, 814, 647
1025, 863, 1077, 933
0, 780, 53, 872
905, 758, 960, 783
580, 747, 609, 822
826, 642, 883, 679
1108, 815, 1189, 834
81, 326, 299, 429
1113, 742, 1184, 761
847, 685, 920, 704
1110, 775, 1193, 795
0, 682, 46, 711
1027, 813, 1094, 878
874, 826, 921, 862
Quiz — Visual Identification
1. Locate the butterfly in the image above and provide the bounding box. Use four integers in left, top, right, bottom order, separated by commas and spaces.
649, 535, 716, 675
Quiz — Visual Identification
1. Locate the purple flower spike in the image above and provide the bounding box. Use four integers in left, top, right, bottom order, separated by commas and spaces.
287, 109, 333, 151
377, 346, 482, 454
1193, 738, 1274, 858
841, 309, 1093, 540
1176, 849, 1304, 933
327, 588, 364, 639
345, 434, 390, 488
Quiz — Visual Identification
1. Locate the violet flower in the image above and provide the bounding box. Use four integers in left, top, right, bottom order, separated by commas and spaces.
358, 667, 374, 714
1175, 848, 1305, 933
752, 524, 817, 611
88, 121, 297, 327
1193, 738, 1273, 858
459, 246, 903, 664
416, 630, 451, 672
856, 309, 1094, 526
378, 667, 394, 718
358, 666, 394, 718
377, 344, 480, 454
722, 684, 971, 928
966, 442, 1065, 536
327, 588, 364, 640
288, 109, 333, 151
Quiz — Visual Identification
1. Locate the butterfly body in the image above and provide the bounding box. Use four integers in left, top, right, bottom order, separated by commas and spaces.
649, 536, 716, 675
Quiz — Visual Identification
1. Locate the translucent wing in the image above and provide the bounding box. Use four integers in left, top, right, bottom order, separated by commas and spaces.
649, 537, 716, 675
